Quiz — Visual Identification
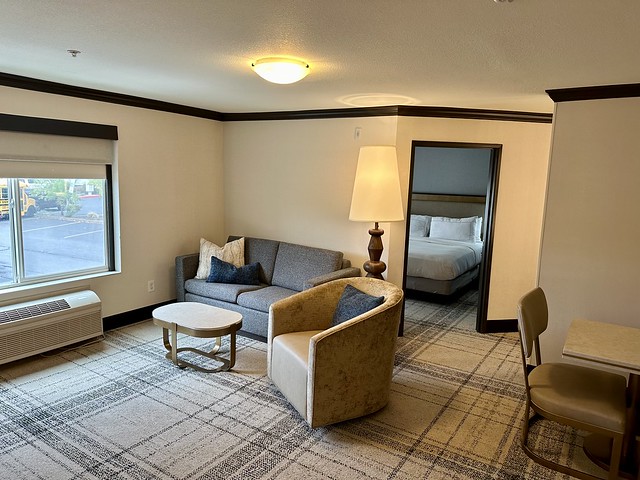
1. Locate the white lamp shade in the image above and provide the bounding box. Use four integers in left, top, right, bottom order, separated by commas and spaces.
251, 57, 310, 84
349, 146, 404, 222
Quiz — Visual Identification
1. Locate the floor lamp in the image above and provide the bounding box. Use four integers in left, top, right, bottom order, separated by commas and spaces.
349, 145, 404, 280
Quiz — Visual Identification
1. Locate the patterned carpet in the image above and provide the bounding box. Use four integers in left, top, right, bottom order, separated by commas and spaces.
0, 292, 605, 479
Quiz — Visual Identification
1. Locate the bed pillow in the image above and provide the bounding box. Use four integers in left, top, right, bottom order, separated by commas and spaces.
473, 216, 483, 242
409, 215, 426, 237
207, 256, 260, 285
429, 216, 479, 242
331, 284, 385, 326
409, 215, 432, 237
195, 237, 245, 280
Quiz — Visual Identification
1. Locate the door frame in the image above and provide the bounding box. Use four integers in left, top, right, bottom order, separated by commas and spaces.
402, 140, 502, 333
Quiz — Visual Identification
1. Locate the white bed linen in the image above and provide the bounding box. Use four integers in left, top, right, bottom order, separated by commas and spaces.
407, 237, 483, 281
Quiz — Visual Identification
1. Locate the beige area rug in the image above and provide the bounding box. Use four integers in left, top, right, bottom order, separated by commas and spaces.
0, 292, 606, 479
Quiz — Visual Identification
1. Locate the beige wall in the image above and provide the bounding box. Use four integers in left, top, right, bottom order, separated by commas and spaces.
0, 85, 553, 323
223, 116, 399, 271
224, 115, 552, 321
539, 97, 640, 362
394, 117, 552, 320
0, 86, 225, 317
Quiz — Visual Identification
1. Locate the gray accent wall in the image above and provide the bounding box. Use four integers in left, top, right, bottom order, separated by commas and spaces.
413, 147, 491, 196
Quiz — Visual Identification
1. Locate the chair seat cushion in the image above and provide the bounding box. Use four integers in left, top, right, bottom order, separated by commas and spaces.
271, 331, 323, 419
529, 362, 627, 432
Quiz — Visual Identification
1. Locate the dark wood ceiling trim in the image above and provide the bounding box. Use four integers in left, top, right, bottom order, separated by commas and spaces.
0, 71, 224, 121
398, 106, 552, 123
220, 106, 400, 121
547, 83, 640, 103
0, 71, 552, 124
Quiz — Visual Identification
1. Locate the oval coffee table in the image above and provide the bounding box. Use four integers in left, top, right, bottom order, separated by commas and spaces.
152, 302, 243, 373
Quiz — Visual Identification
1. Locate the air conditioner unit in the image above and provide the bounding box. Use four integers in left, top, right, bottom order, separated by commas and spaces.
0, 290, 103, 365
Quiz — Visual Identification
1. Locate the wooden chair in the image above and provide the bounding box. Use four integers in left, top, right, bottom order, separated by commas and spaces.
517, 287, 627, 480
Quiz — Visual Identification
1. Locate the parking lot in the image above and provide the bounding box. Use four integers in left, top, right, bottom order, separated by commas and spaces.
0, 211, 106, 284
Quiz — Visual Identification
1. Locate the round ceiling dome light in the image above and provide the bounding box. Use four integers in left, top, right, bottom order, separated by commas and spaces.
251, 57, 310, 84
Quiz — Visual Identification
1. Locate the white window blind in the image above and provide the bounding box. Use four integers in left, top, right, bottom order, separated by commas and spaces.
0, 131, 114, 178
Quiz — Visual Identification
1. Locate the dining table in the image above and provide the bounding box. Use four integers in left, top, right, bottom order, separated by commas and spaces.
563, 318, 640, 479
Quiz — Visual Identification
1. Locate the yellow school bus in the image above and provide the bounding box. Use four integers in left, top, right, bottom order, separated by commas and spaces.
0, 179, 37, 219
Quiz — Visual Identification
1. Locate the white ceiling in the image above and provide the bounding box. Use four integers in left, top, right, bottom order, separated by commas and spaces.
1, 0, 639, 114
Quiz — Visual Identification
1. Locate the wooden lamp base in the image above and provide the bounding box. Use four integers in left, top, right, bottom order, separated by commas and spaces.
363, 222, 386, 280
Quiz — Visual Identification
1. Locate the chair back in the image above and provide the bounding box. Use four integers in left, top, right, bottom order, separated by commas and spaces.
516, 287, 548, 360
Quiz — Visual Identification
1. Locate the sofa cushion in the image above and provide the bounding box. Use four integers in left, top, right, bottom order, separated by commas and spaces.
237, 285, 298, 312
331, 284, 385, 326
271, 242, 343, 291
185, 278, 263, 303
195, 237, 244, 280
207, 256, 261, 285
229, 236, 280, 285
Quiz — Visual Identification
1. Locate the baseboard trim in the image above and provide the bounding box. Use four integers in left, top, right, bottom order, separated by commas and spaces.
102, 300, 174, 331
484, 319, 518, 333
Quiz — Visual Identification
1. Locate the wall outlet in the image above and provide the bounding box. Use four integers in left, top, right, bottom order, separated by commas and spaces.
147, 280, 155, 292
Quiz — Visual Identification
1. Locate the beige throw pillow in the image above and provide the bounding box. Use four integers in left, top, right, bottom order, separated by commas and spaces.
195, 237, 245, 280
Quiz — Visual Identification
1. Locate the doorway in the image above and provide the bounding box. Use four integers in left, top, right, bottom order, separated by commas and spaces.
403, 141, 501, 333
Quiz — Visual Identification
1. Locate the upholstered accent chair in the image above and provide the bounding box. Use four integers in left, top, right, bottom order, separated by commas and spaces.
267, 277, 404, 428
517, 287, 627, 480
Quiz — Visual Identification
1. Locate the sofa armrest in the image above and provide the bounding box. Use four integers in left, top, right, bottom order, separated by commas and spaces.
303, 267, 361, 290
175, 253, 199, 302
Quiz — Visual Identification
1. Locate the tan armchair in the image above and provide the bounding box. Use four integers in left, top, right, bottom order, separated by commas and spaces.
267, 277, 404, 428
517, 287, 627, 480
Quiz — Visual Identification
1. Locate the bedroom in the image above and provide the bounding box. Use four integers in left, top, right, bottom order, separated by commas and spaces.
404, 142, 496, 331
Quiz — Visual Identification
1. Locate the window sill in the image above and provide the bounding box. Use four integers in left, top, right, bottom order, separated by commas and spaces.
0, 270, 120, 306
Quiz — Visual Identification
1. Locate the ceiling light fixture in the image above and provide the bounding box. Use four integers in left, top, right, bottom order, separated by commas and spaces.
251, 57, 310, 84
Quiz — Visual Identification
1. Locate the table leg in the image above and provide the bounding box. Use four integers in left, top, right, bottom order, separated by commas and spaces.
229, 331, 237, 369
208, 336, 221, 355
161, 333, 233, 373
161, 325, 180, 366
170, 322, 178, 366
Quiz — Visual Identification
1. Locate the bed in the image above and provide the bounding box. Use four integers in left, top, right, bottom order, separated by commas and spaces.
406, 214, 483, 296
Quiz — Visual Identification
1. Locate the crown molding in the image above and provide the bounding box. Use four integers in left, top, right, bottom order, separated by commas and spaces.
0, 72, 223, 121
397, 105, 551, 123
0, 71, 552, 123
220, 106, 400, 121
547, 83, 640, 103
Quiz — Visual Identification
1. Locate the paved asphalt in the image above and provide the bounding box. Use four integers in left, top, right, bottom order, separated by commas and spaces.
0, 200, 105, 285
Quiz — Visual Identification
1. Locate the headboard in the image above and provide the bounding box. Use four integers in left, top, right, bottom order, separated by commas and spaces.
410, 193, 486, 219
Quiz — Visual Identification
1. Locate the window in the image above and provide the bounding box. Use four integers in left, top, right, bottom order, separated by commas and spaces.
0, 114, 117, 290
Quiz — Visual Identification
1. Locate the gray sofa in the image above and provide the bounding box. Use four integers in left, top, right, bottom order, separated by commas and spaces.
175, 236, 361, 340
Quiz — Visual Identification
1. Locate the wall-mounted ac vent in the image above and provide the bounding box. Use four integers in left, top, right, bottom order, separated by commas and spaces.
0, 299, 70, 325
0, 290, 102, 365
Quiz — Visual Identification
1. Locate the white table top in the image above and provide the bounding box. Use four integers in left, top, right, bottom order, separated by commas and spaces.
563, 318, 640, 376
152, 302, 242, 331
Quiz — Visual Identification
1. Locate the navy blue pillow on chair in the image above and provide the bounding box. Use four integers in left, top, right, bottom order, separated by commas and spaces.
206, 256, 261, 285
332, 284, 385, 326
